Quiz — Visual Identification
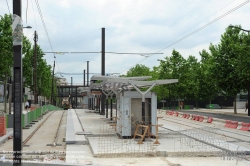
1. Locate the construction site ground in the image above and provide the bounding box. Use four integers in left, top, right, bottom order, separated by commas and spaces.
0, 108, 249, 166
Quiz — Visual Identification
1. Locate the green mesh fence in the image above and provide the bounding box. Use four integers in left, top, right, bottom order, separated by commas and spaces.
4, 105, 62, 129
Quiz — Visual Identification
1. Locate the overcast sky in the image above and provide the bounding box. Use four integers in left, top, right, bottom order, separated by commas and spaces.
1, 0, 250, 84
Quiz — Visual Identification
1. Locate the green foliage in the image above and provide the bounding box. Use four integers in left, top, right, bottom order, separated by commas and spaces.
0, 13, 54, 101
126, 64, 151, 77
199, 49, 218, 102
183, 55, 200, 100
209, 25, 249, 97
0, 14, 12, 79
158, 50, 186, 99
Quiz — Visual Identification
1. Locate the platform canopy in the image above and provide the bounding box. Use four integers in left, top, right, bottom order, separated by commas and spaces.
90, 75, 178, 91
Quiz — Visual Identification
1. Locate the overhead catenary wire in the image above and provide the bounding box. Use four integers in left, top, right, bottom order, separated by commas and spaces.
5, 0, 10, 14
43, 51, 163, 55
154, 0, 250, 54
56, 72, 102, 75
34, 0, 60, 73
30, 0, 38, 30
119, 0, 249, 75
35, 0, 54, 54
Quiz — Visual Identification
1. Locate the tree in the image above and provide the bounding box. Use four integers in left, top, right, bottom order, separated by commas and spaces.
0, 14, 12, 80
199, 49, 218, 105
126, 64, 151, 77
23, 43, 53, 100
158, 50, 186, 107
209, 25, 249, 114
183, 55, 200, 108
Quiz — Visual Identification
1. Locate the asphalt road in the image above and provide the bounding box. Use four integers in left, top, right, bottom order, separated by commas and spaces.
178, 110, 250, 123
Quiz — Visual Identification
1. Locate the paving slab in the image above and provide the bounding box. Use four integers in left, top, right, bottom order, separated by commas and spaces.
65, 109, 86, 144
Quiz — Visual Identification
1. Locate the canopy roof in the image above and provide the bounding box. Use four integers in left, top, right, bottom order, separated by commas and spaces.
90, 75, 178, 91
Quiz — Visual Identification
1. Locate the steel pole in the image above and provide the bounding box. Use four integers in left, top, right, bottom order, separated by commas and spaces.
13, 0, 23, 164
87, 61, 89, 86
101, 28, 105, 115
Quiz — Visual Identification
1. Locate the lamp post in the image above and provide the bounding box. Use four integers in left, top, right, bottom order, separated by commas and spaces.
228, 25, 250, 116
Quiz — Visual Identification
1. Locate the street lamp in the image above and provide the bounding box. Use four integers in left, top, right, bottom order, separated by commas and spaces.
228, 25, 250, 116
23, 26, 32, 29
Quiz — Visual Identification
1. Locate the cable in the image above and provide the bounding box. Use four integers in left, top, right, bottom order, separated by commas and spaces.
43, 51, 163, 55
156, 0, 237, 51
35, 0, 61, 77
155, 0, 250, 54
56, 72, 101, 75
34, 0, 55, 55
55, 59, 61, 75
35, 0, 54, 53
106, 0, 236, 59
5, 0, 10, 14
120, 0, 250, 75
31, 0, 38, 30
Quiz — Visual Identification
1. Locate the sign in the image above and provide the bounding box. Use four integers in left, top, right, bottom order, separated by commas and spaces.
161, 100, 166, 102
12, 14, 23, 46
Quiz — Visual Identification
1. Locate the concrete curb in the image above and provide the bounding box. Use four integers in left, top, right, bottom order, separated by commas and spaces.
0, 129, 13, 145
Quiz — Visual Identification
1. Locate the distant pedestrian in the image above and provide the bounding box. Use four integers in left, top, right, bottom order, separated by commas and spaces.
245, 100, 248, 112
25, 101, 29, 111
180, 101, 184, 110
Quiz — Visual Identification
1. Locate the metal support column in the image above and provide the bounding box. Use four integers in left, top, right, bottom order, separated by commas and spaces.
101, 27, 105, 115
98, 96, 101, 113
33, 30, 38, 104
13, 0, 23, 164
51, 61, 55, 104
87, 61, 89, 86
83, 69, 86, 86
110, 97, 113, 120
106, 96, 109, 118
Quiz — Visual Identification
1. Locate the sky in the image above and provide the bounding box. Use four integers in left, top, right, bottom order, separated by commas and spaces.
1, 0, 250, 84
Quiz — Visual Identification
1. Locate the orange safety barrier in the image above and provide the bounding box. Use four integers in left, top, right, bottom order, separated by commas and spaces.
174, 112, 179, 117
240, 123, 250, 131
0, 116, 6, 136
199, 116, 204, 122
195, 116, 199, 121
182, 114, 186, 118
207, 117, 213, 123
166, 111, 174, 115
191, 115, 196, 120
186, 114, 190, 119
230, 121, 238, 129
224, 120, 232, 128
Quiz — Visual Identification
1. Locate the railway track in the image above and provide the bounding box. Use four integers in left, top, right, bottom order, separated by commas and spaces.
160, 115, 250, 143
22, 111, 56, 148
22, 110, 66, 148
51, 110, 66, 147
